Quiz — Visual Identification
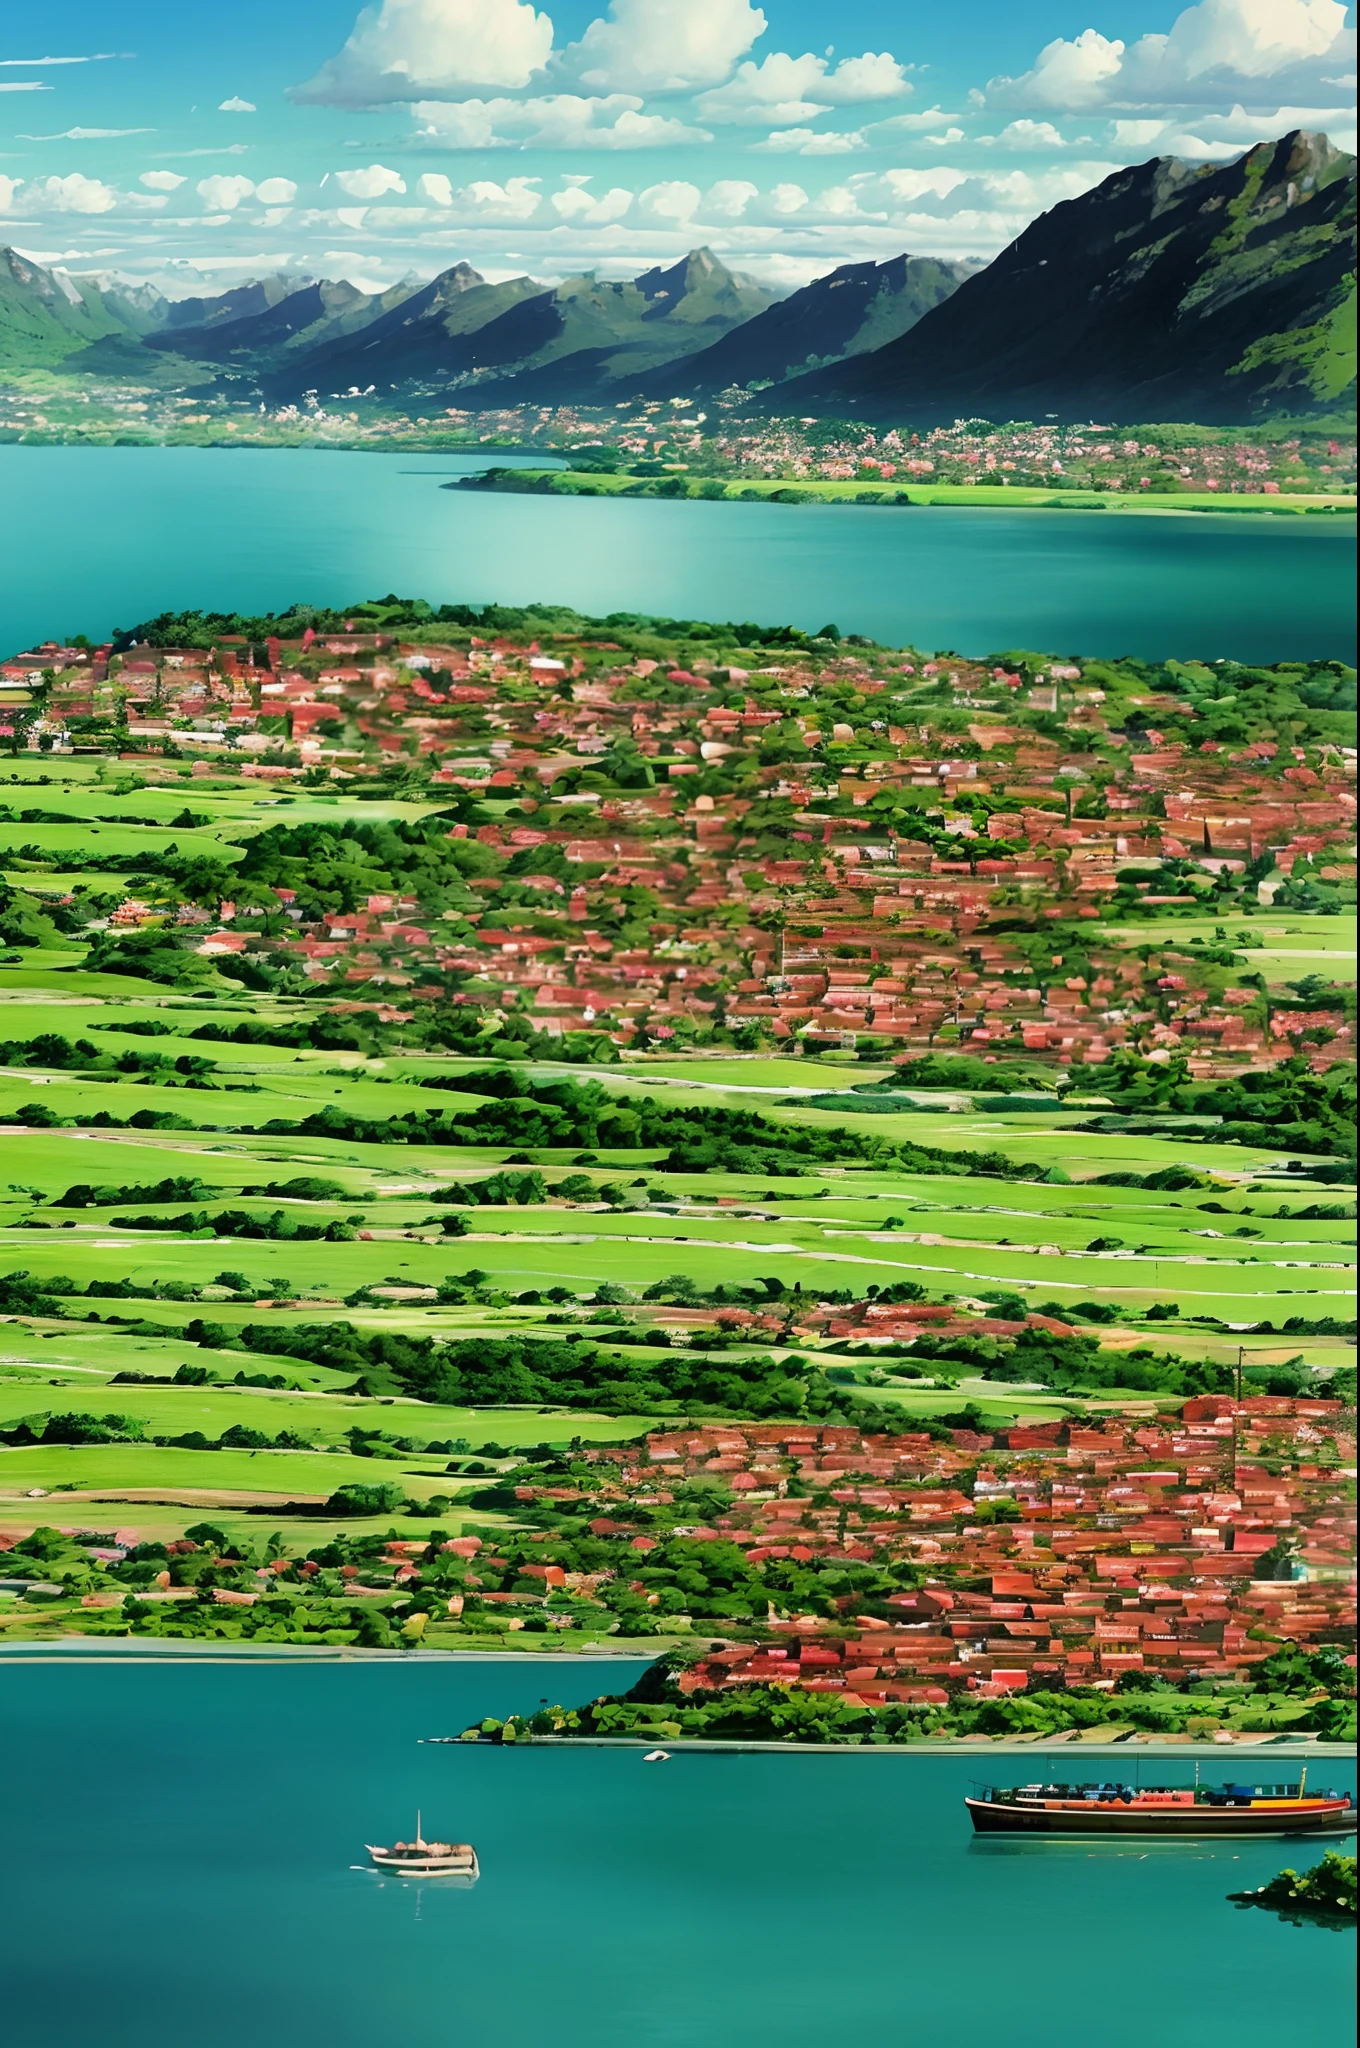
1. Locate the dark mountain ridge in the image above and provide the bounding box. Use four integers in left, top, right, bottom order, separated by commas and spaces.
776, 130, 1356, 424
632, 253, 976, 397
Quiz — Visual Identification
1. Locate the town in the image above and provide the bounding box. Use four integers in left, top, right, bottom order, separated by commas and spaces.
0, 591, 1352, 1743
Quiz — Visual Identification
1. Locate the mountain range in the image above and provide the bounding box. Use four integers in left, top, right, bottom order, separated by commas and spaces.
771, 130, 1356, 424
0, 131, 1351, 422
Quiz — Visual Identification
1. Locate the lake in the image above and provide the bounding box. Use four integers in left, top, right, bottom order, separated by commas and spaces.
0, 1656, 1353, 2048
2, 446, 1353, 661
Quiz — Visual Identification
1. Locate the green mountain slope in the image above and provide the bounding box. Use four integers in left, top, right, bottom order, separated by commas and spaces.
632, 254, 975, 397
0, 246, 149, 367
408, 248, 776, 405
779, 130, 1356, 424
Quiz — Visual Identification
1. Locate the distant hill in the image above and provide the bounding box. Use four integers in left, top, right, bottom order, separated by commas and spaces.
775, 131, 1357, 424
144, 277, 422, 378
158, 275, 313, 332
631, 254, 975, 398
265, 263, 543, 396
275, 246, 775, 404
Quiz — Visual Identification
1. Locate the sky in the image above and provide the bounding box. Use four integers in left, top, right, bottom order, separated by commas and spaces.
1, 0, 1354, 298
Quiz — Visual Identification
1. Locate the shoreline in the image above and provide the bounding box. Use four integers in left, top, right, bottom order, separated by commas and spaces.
0, 1647, 1351, 1764
450, 471, 1357, 519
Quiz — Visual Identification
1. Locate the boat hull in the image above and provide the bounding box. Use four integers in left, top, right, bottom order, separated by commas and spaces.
966, 1798, 1355, 1839
366, 1849, 480, 1879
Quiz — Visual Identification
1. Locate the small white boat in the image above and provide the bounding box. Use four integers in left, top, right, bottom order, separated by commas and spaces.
643, 1750, 672, 1763
366, 1813, 479, 1879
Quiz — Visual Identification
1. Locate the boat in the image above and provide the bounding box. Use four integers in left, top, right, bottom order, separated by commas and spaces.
366, 1814, 480, 1879
966, 1773, 1355, 1839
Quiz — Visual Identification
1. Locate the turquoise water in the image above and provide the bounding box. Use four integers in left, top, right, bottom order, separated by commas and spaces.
0, 1659, 1352, 2048
1, 446, 1353, 660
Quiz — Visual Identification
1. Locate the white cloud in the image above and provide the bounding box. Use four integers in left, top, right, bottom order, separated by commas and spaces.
1111, 118, 1175, 146
1112, 101, 1356, 157
418, 171, 455, 203
334, 162, 407, 197
866, 105, 961, 136
0, 176, 21, 210
989, 0, 1354, 110
26, 173, 118, 213
879, 165, 971, 205
255, 177, 299, 203
755, 127, 867, 153
218, 96, 257, 113
461, 176, 544, 218
259, 208, 293, 228
0, 81, 51, 92
568, 0, 767, 93
412, 91, 707, 147
696, 49, 909, 124
196, 174, 257, 210
19, 126, 153, 139
292, 0, 554, 105
636, 179, 702, 221
768, 182, 808, 213
550, 180, 632, 221
989, 28, 1126, 110
703, 178, 759, 215
335, 206, 370, 229
819, 53, 912, 102
984, 118, 1071, 149
0, 54, 121, 65
140, 170, 187, 190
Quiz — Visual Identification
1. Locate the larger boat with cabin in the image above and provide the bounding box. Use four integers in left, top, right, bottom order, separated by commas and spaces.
966, 1776, 1354, 1838
366, 1815, 480, 1878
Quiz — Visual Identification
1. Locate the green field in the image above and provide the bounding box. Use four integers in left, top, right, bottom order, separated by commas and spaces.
475, 470, 1357, 517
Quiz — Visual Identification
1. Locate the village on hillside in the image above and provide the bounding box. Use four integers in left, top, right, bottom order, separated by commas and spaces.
1, 613, 1353, 1071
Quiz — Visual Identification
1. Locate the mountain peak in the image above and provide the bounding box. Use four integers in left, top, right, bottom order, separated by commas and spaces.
777, 128, 1356, 424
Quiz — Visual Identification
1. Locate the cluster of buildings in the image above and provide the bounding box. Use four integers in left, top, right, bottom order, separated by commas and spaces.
3, 626, 1353, 1074
707, 421, 1355, 494
514, 1397, 1354, 1700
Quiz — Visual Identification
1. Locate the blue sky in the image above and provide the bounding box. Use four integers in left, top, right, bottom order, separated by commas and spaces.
1, 0, 1354, 296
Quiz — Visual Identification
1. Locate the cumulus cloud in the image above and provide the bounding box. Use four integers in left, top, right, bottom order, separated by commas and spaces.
460, 176, 544, 218
25, 172, 119, 213
255, 177, 299, 204
412, 91, 708, 147
988, 0, 1354, 110
550, 180, 632, 221
140, 170, 187, 190
0, 176, 21, 209
755, 127, 867, 153
292, 0, 554, 104
196, 174, 257, 210
703, 178, 759, 215
983, 119, 1073, 149
418, 171, 455, 203
866, 105, 962, 137
334, 162, 407, 197
635, 179, 702, 221
567, 0, 767, 93
218, 96, 256, 113
696, 49, 910, 123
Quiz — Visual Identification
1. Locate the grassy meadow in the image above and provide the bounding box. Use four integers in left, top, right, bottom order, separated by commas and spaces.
0, 760, 1353, 1595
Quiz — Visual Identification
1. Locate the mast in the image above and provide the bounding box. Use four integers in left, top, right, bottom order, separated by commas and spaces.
1298, 1765, 1307, 1801
415, 1809, 424, 1848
